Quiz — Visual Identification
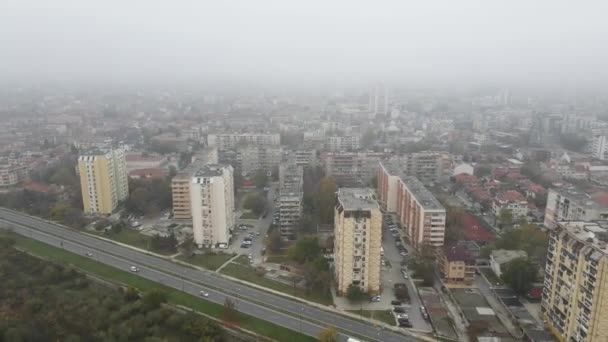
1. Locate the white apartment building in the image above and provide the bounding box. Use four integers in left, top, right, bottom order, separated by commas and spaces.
190, 164, 235, 248
326, 135, 360, 152
207, 133, 280, 150
544, 188, 608, 229
0, 160, 27, 187
590, 134, 608, 160
334, 188, 382, 295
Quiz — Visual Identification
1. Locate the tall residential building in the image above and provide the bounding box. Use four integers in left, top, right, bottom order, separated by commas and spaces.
334, 188, 382, 295
190, 164, 235, 248
377, 162, 446, 249
544, 188, 608, 229
207, 133, 280, 150
278, 161, 303, 240
397, 176, 446, 249
384, 152, 446, 185
171, 147, 219, 221
369, 84, 389, 118
322, 151, 385, 187
590, 134, 608, 160
542, 221, 608, 341
78, 149, 128, 215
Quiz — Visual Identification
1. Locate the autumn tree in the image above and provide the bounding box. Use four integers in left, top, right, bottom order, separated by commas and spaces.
222, 298, 239, 327
318, 326, 338, 342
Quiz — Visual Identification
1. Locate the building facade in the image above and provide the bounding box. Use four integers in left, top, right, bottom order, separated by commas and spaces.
326, 135, 360, 152
0, 160, 27, 187
172, 171, 193, 220
278, 161, 303, 240
207, 133, 280, 150
542, 221, 608, 341
544, 188, 608, 229
190, 164, 235, 248
238, 146, 282, 176
322, 151, 385, 187
492, 190, 529, 218
78, 148, 128, 215
397, 176, 446, 249
334, 188, 381, 295
438, 245, 475, 286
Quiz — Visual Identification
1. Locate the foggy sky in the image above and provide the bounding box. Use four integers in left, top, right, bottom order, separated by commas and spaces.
2, 1, 608, 87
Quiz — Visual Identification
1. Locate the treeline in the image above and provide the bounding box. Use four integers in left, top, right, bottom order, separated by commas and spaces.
0, 236, 225, 341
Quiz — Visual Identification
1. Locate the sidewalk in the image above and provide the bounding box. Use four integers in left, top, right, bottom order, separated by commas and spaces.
216, 254, 241, 272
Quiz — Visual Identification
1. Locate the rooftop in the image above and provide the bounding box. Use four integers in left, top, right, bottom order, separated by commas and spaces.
337, 188, 378, 210
490, 249, 527, 265
401, 176, 444, 210
193, 164, 228, 178
443, 245, 473, 262
550, 187, 608, 209
557, 221, 608, 255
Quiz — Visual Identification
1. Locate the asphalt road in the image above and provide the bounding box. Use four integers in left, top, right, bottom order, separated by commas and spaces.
0, 208, 419, 342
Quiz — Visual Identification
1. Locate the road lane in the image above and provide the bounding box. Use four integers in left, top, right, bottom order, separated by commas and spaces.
0, 208, 418, 342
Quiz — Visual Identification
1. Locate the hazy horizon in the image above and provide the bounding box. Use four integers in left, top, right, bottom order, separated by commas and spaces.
2, 1, 608, 88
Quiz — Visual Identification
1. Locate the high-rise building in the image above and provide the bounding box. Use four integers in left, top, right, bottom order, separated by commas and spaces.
278, 161, 303, 240
334, 188, 381, 295
238, 146, 282, 176
190, 164, 235, 248
542, 221, 608, 341
322, 151, 385, 187
78, 148, 128, 215
377, 162, 446, 250
544, 188, 608, 229
369, 84, 389, 118
590, 133, 608, 160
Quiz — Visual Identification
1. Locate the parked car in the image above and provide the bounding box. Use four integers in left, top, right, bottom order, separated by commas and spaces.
391, 300, 402, 305
393, 306, 406, 313
420, 306, 429, 320
398, 320, 412, 328
396, 313, 409, 320
401, 270, 409, 279
370, 295, 381, 302
240, 243, 250, 248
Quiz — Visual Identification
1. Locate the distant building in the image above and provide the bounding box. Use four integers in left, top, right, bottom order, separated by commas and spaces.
438, 245, 475, 286
278, 161, 303, 240
322, 151, 385, 187
238, 146, 282, 176
334, 188, 381, 295
453, 163, 475, 176
544, 188, 608, 229
207, 133, 280, 150
325, 135, 360, 152
489, 249, 527, 278
189, 164, 235, 248
492, 190, 528, 219
77, 148, 128, 215
0, 160, 27, 187
542, 221, 608, 341
590, 134, 608, 160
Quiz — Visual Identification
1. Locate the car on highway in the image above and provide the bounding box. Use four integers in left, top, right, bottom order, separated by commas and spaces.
130, 266, 139, 272
85, 252, 93, 257
199, 290, 209, 297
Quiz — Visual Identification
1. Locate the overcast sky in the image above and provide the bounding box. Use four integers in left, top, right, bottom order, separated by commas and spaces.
2, 1, 608, 87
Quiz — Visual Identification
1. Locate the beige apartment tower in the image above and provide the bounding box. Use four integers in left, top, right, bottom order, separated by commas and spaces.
334, 188, 382, 295
542, 221, 608, 342
78, 149, 128, 215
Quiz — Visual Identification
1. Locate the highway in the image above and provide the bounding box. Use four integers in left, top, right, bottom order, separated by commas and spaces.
0, 208, 419, 342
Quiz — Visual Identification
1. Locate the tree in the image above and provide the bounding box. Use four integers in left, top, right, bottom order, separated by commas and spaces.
318, 326, 338, 342
314, 177, 337, 224
475, 165, 491, 177
253, 170, 269, 189
243, 192, 267, 216
559, 133, 587, 152
179, 235, 194, 258
346, 284, 367, 302
222, 298, 239, 327
266, 230, 283, 254
394, 285, 409, 301
498, 209, 513, 228
141, 290, 168, 310
501, 257, 537, 296
360, 128, 376, 149
288, 236, 321, 263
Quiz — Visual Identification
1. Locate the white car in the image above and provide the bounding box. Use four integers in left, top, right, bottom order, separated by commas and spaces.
85, 252, 93, 257
370, 295, 381, 302
199, 290, 209, 297
130, 266, 140, 272
396, 313, 409, 319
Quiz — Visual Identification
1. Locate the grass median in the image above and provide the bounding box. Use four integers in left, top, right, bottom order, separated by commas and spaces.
7, 233, 315, 342
346, 310, 395, 326
177, 252, 236, 271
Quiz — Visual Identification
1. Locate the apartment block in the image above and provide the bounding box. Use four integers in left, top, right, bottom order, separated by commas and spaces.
334, 188, 381, 295
541, 221, 608, 341
292, 149, 317, 167
492, 190, 529, 218
544, 188, 608, 229
190, 164, 235, 248
238, 146, 282, 176
322, 151, 385, 187
78, 148, 129, 215
384, 152, 446, 185
326, 135, 360, 151
207, 133, 280, 150
438, 245, 475, 286
378, 161, 446, 250
0, 160, 27, 187
397, 176, 446, 249
278, 161, 303, 240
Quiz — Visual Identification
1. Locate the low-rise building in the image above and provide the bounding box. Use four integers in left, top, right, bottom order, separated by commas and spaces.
326, 135, 360, 151
207, 133, 280, 150
438, 245, 476, 286
489, 249, 527, 278
492, 190, 528, 218
0, 160, 27, 187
